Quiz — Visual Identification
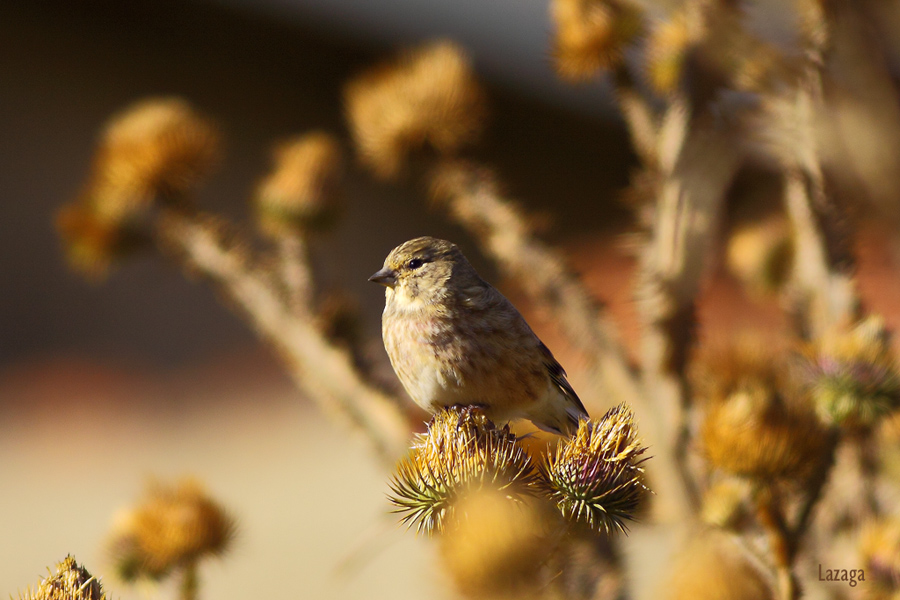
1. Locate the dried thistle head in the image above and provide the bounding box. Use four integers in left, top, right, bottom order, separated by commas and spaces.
646, 12, 693, 95
439, 487, 554, 599
859, 518, 900, 592
17, 556, 108, 600
550, 0, 643, 81
254, 132, 343, 236
107, 478, 235, 581
725, 216, 793, 296
701, 479, 752, 530
388, 407, 539, 534
344, 41, 487, 178
56, 202, 143, 279
663, 530, 775, 600
87, 98, 220, 218
802, 316, 900, 430
697, 342, 828, 481
542, 404, 649, 534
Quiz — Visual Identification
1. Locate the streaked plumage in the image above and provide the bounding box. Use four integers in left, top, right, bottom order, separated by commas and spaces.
370, 236, 588, 435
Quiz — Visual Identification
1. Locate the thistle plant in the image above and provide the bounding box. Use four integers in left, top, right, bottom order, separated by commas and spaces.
17, 556, 110, 600
388, 408, 540, 534
389, 405, 649, 537
52, 1, 900, 597
106, 478, 235, 600
859, 517, 900, 595
803, 316, 900, 430
543, 404, 649, 534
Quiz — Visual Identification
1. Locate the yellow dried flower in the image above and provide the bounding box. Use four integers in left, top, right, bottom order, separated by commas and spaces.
17, 556, 108, 600
702, 384, 826, 481
91, 98, 220, 213
344, 41, 487, 179
701, 479, 751, 529
388, 407, 539, 534
107, 478, 235, 581
859, 518, 900, 592
646, 12, 692, 95
663, 530, 776, 600
551, 0, 643, 81
697, 343, 827, 480
803, 316, 900, 429
58, 98, 219, 280
439, 487, 553, 598
255, 132, 343, 236
543, 404, 649, 534
56, 203, 124, 279
726, 216, 793, 296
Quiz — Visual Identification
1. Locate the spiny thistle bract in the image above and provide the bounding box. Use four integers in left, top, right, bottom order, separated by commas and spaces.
254, 132, 343, 236
542, 404, 649, 534
344, 40, 487, 178
388, 407, 539, 534
17, 556, 108, 600
107, 478, 235, 581
802, 316, 900, 429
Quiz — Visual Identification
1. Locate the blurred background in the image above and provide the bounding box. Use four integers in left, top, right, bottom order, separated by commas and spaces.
4, 0, 900, 598
1, 1, 632, 597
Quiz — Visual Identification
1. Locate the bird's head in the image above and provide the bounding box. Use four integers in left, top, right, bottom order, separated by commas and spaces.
369, 236, 476, 306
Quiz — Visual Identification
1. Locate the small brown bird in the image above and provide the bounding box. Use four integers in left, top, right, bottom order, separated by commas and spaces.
370, 236, 588, 435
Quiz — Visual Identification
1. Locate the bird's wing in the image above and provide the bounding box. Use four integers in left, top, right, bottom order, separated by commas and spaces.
538, 341, 589, 418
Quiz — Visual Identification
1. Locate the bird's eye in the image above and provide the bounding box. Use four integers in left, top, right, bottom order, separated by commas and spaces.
407, 258, 425, 270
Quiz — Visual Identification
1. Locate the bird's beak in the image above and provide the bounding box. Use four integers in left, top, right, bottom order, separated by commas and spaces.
368, 267, 397, 287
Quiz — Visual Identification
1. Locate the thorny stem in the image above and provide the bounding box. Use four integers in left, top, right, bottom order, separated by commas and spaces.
791, 430, 839, 540
277, 235, 313, 314
613, 64, 658, 167
636, 101, 743, 517
756, 486, 798, 600
781, 0, 858, 338
853, 431, 881, 518
180, 562, 198, 600
157, 207, 411, 461
754, 432, 838, 600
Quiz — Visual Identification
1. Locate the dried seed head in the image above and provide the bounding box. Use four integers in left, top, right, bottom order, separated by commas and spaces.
543, 404, 649, 534
255, 132, 343, 236
344, 41, 487, 179
697, 342, 827, 481
388, 407, 539, 534
646, 12, 693, 94
859, 518, 900, 591
439, 487, 553, 598
803, 316, 900, 429
726, 216, 793, 296
87, 98, 220, 218
17, 556, 108, 600
56, 203, 128, 279
663, 530, 776, 600
551, 0, 643, 81
701, 479, 752, 530
107, 478, 235, 581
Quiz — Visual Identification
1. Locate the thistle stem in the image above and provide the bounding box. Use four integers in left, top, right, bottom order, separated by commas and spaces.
156, 207, 412, 461
277, 235, 314, 315
755, 486, 798, 600
180, 562, 198, 600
